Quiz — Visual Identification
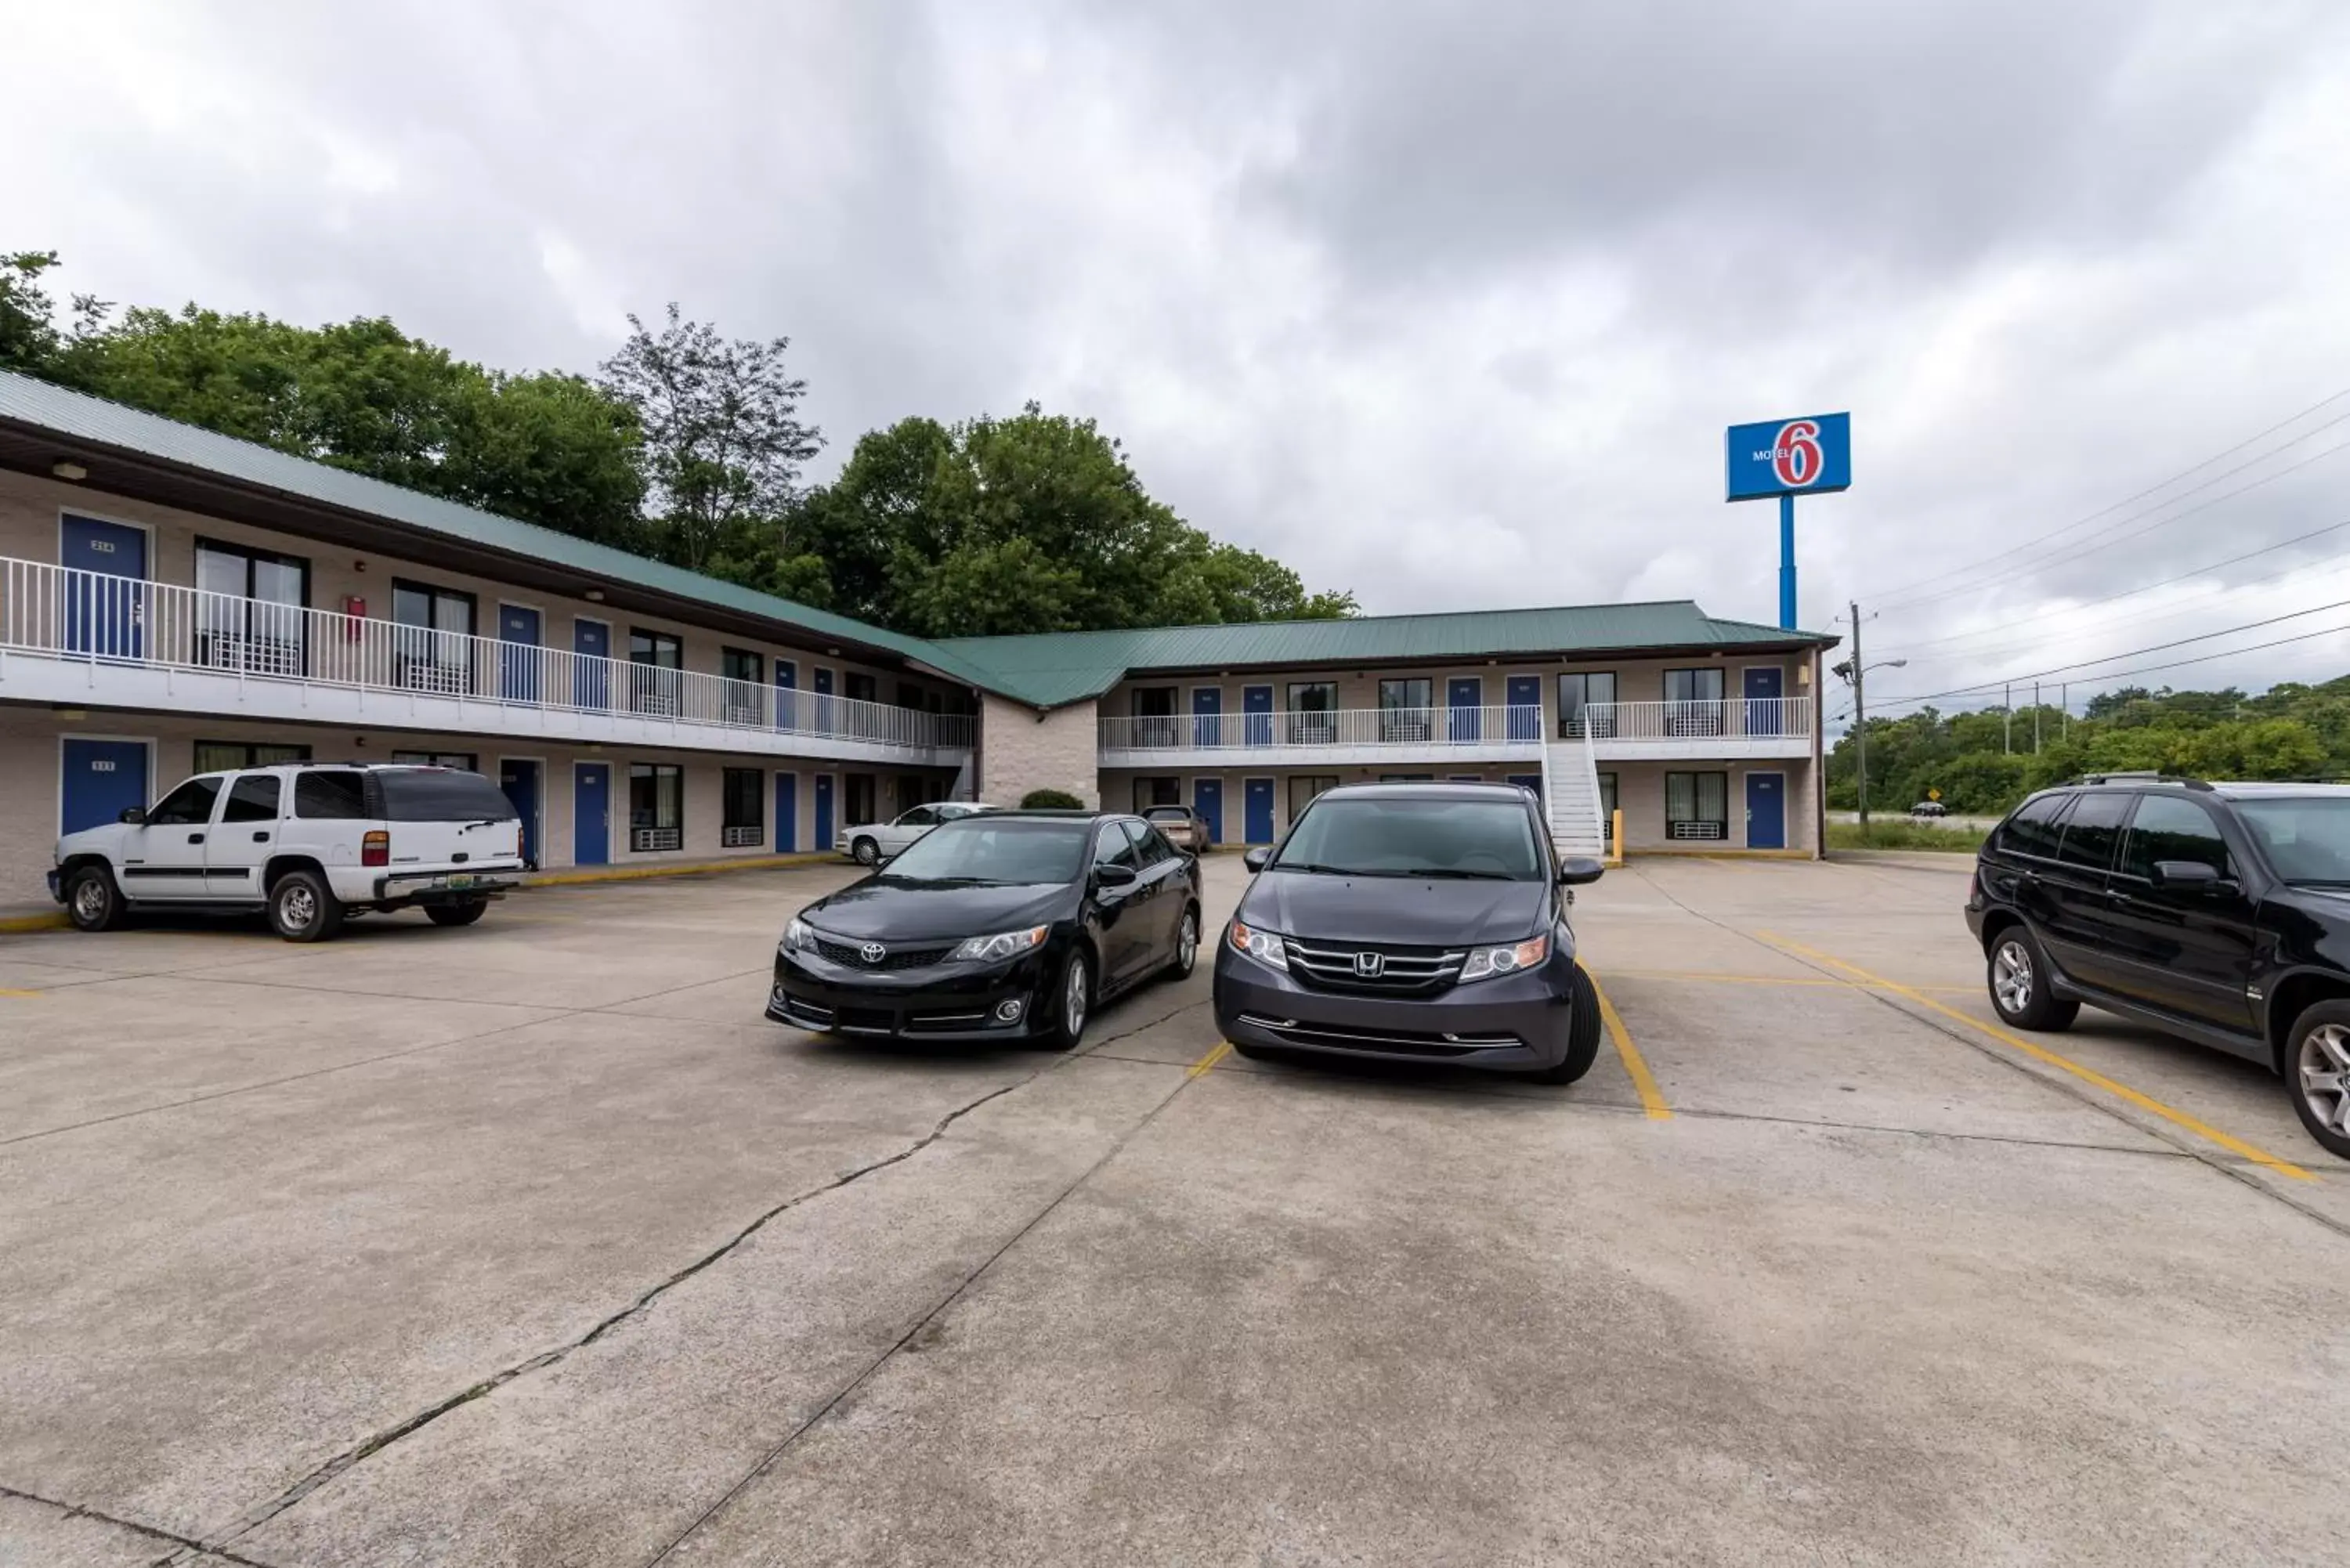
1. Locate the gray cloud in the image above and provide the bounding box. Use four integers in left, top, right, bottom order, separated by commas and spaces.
9, 0, 2350, 714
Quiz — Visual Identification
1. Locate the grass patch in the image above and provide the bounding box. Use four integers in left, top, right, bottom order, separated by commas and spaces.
1827, 818, 1987, 852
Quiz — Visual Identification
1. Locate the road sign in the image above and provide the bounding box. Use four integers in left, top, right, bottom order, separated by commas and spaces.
1928, 787, 1941, 801
1725, 412, 1851, 501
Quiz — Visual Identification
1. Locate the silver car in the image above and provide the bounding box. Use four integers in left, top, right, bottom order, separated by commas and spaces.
837, 802, 998, 865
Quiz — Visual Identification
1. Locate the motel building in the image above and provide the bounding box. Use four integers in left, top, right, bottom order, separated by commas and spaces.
0, 370, 1836, 909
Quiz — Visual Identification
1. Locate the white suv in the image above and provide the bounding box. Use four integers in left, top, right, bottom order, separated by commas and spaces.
49, 762, 528, 941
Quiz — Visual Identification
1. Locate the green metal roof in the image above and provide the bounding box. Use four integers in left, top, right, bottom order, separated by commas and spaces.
938, 603, 1838, 707
0, 370, 1013, 695
0, 369, 1837, 710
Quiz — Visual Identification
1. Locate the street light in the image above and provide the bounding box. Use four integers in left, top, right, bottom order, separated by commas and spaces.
1839, 658, 1906, 829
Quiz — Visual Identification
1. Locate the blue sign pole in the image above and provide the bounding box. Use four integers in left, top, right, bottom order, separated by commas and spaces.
1778, 493, 1796, 630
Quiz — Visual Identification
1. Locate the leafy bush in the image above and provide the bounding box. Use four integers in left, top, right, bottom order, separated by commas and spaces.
1020, 788, 1085, 809
1826, 819, 1987, 852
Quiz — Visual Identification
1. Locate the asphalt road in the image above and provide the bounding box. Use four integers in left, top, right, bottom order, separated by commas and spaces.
3, 852, 2346, 1566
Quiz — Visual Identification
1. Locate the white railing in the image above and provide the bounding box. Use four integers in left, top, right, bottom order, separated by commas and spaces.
1099, 705, 1548, 752
0, 556, 975, 752
1565, 697, 1813, 742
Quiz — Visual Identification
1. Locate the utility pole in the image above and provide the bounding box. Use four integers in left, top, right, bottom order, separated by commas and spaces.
2034, 681, 2042, 753
1851, 599, 1870, 828
2061, 682, 2069, 742
2004, 682, 2012, 754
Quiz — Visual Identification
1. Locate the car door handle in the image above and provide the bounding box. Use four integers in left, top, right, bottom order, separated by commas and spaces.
252, 830, 271, 842
189, 833, 204, 844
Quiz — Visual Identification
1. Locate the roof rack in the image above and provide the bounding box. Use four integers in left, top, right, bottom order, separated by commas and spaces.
2071, 772, 2214, 791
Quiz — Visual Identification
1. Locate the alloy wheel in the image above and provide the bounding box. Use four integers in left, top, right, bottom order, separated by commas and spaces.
280, 883, 317, 930
71, 876, 107, 923
1065, 959, 1089, 1038
1992, 940, 2034, 1014
2301, 1023, 2350, 1138
1177, 912, 1198, 974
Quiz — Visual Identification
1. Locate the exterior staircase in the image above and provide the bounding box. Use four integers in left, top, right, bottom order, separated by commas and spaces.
1542, 733, 1608, 860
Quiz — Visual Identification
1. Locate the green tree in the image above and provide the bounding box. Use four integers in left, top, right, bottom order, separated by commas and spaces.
597, 304, 820, 573
790, 405, 1356, 638
0, 250, 63, 371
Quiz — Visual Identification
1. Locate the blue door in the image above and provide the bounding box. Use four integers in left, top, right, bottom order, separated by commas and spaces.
60, 739, 150, 835
776, 772, 798, 851
775, 661, 799, 731
1243, 778, 1274, 844
1192, 687, 1222, 747
573, 620, 610, 710
1507, 773, 1543, 800
1192, 778, 1223, 845
499, 605, 542, 703
573, 763, 610, 865
1506, 675, 1542, 742
1243, 685, 1273, 746
1746, 771, 1786, 850
1744, 666, 1784, 736
814, 773, 835, 849
61, 515, 148, 659
1448, 677, 1482, 742
814, 667, 836, 734
499, 760, 541, 868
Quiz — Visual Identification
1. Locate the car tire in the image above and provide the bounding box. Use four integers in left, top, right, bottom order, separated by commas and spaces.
1163, 904, 1201, 981
1986, 925, 2077, 1031
426, 898, 490, 928
2284, 1000, 2350, 1159
851, 836, 881, 866
1526, 963, 1605, 1085
269, 869, 345, 943
1043, 947, 1094, 1052
64, 864, 124, 932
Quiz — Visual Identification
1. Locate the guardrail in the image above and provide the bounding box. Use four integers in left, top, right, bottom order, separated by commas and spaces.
0, 555, 974, 752
1561, 697, 1813, 741
1099, 704, 1546, 751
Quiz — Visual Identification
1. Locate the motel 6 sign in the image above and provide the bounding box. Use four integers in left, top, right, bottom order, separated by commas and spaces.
1725, 412, 1852, 500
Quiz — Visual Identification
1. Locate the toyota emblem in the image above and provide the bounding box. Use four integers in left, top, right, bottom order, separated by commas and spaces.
1353, 950, 1385, 978
859, 941, 888, 964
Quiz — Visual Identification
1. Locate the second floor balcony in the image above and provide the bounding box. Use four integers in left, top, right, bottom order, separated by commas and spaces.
1098, 695, 1814, 766
0, 556, 974, 764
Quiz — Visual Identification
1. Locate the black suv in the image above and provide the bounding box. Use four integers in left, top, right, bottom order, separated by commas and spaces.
1965, 775, 2350, 1157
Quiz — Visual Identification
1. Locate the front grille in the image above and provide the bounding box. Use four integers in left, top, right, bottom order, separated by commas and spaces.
904, 1009, 992, 1033
1236, 1013, 1520, 1057
777, 992, 834, 1027
836, 1006, 895, 1034
814, 937, 952, 970
1284, 938, 1465, 995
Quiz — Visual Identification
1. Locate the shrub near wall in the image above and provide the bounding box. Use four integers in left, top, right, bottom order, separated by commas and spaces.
1021, 789, 1084, 808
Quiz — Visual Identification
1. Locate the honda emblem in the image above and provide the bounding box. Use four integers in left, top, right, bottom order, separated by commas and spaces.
859, 941, 888, 964
1353, 950, 1385, 979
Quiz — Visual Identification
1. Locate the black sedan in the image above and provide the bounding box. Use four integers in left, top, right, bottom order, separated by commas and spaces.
767, 810, 1202, 1050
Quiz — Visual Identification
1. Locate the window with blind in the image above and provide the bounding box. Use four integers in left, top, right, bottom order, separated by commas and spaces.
629, 763, 683, 851
1665, 771, 1729, 840
721, 768, 765, 847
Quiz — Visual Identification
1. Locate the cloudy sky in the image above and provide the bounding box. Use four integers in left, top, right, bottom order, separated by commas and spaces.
10, 0, 2350, 717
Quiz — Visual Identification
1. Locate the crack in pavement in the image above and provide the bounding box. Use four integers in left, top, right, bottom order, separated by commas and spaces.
642, 1031, 1220, 1565
0, 1481, 281, 1568
186, 1067, 1057, 1559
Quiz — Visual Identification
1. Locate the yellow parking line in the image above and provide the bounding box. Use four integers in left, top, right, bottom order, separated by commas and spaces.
0, 987, 39, 997
1756, 931, 2315, 1182
1583, 970, 1670, 1120
1189, 1041, 1233, 1078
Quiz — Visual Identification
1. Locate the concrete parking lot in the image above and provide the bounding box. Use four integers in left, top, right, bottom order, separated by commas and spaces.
4, 852, 2348, 1566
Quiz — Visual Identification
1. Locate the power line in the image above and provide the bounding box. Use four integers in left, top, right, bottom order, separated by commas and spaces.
1871, 426, 2350, 613
1869, 593, 2350, 706
1881, 515, 2350, 656
1866, 620, 2350, 719
1856, 383, 2350, 606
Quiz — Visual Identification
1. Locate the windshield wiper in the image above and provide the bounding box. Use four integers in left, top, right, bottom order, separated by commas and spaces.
1271, 861, 1356, 875
1392, 867, 1517, 880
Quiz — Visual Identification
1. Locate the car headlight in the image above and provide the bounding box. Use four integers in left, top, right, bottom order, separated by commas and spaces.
1228, 919, 1289, 969
949, 925, 1049, 963
1459, 934, 1549, 983
781, 916, 814, 952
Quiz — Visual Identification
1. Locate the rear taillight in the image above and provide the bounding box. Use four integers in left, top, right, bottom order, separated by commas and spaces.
363, 829, 389, 868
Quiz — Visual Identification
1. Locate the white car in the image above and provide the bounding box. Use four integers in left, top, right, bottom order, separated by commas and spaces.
49, 762, 527, 941
837, 802, 1000, 865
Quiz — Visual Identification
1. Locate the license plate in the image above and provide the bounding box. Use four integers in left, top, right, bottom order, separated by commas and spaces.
444, 874, 475, 890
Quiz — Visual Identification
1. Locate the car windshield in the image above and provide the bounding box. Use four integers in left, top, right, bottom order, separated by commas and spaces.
1272, 796, 1543, 880
877, 818, 1088, 884
2233, 797, 2350, 884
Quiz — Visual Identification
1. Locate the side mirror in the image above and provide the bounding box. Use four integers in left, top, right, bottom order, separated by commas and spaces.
1557, 856, 1605, 886
118, 807, 145, 825
1242, 847, 1271, 873
1094, 862, 1139, 889
2151, 860, 2232, 894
